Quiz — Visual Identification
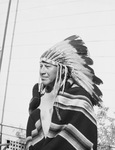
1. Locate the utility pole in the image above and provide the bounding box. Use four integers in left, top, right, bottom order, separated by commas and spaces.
0, 0, 19, 146
0, 0, 12, 147
0, 0, 12, 72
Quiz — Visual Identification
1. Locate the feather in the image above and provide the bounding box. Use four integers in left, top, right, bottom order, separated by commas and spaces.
71, 70, 94, 95
93, 84, 103, 97
69, 40, 88, 55
64, 35, 79, 41
82, 56, 93, 65
92, 93, 103, 106
93, 75, 103, 85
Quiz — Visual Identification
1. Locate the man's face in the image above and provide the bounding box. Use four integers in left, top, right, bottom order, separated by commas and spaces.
40, 61, 57, 86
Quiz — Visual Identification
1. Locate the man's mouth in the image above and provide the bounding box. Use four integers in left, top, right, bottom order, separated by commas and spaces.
41, 76, 48, 80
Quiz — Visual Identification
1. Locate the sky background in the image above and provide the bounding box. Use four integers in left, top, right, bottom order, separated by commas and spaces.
0, 0, 115, 142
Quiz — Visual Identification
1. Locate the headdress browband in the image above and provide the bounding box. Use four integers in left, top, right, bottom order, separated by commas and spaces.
40, 57, 58, 66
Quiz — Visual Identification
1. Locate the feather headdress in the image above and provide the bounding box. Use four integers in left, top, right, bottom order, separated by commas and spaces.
40, 35, 103, 106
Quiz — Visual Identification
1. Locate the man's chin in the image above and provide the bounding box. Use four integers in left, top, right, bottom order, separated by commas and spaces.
41, 80, 54, 86
41, 80, 50, 86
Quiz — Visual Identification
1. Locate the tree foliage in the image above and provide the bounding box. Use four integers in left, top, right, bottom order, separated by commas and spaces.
96, 106, 115, 150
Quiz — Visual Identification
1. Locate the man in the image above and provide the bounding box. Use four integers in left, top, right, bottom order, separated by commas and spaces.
26, 35, 103, 150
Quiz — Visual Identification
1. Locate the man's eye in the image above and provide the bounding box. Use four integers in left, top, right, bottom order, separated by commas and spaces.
45, 65, 51, 68
40, 64, 43, 68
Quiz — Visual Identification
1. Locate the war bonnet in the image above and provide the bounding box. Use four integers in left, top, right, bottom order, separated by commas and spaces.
40, 35, 103, 106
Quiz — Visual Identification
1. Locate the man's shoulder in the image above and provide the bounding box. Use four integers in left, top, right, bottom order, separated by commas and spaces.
65, 83, 90, 97
30, 108, 40, 120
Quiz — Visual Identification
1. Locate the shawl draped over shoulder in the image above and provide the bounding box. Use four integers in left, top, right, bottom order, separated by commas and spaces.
26, 82, 97, 150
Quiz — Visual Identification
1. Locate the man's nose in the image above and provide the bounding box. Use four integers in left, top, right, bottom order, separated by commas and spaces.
40, 65, 46, 74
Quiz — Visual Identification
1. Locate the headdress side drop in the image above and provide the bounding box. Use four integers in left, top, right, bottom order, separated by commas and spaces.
40, 35, 103, 106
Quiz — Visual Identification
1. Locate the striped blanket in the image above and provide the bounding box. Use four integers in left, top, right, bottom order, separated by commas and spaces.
26, 83, 97, 150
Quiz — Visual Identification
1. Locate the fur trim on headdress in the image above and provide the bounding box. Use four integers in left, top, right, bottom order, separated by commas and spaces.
40, 35, 103, 106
